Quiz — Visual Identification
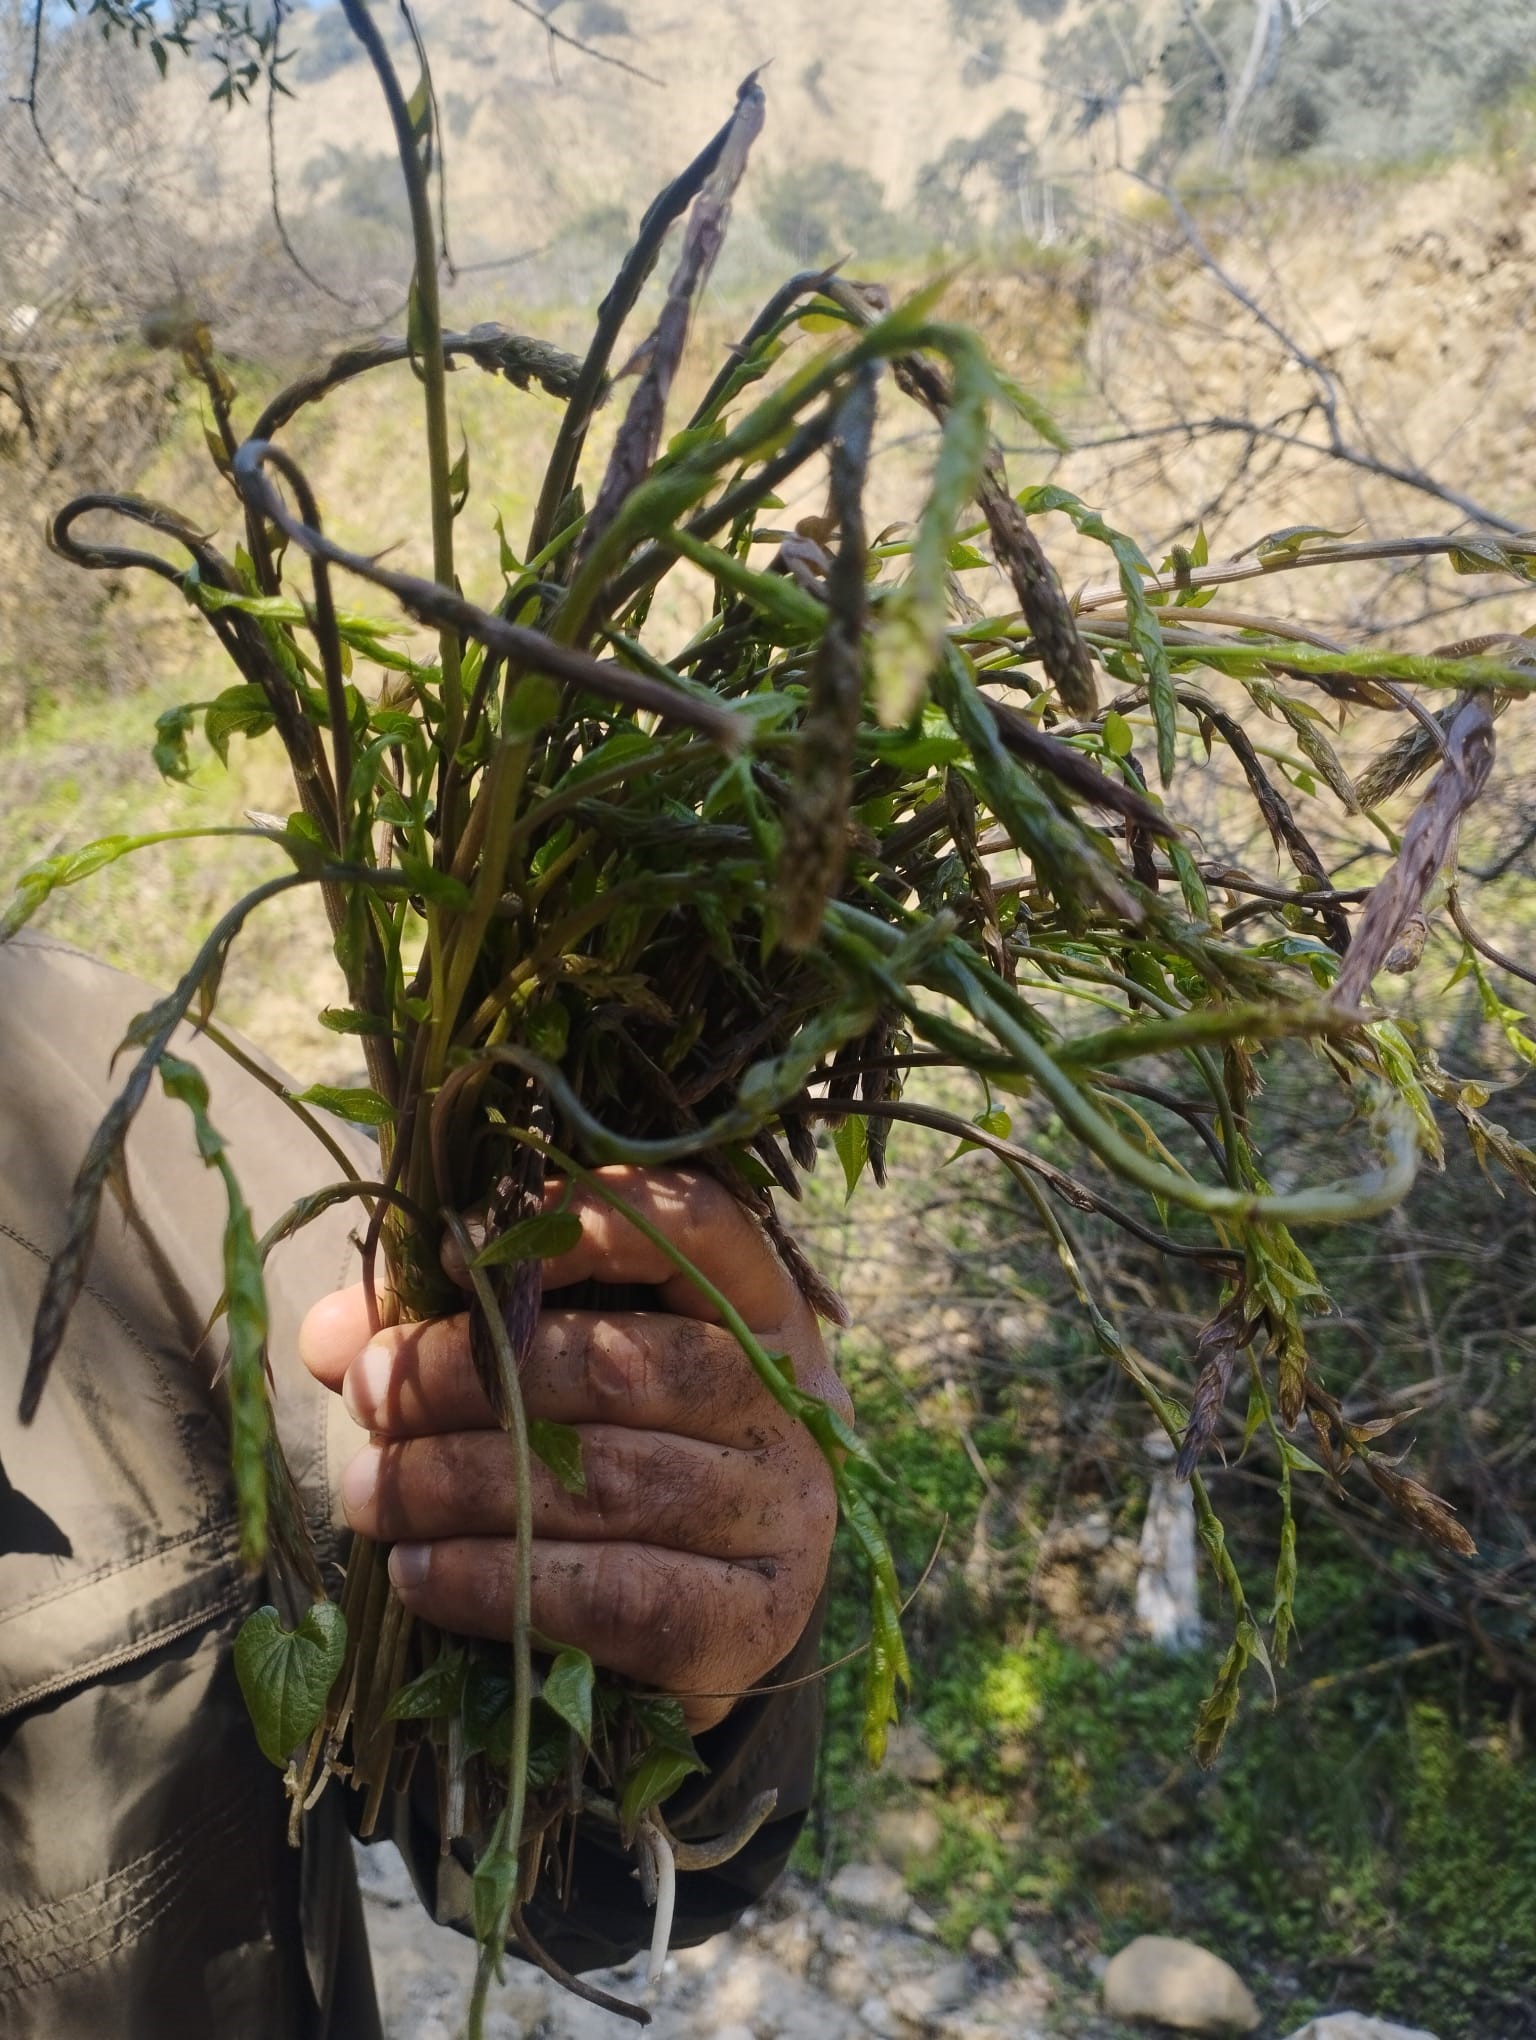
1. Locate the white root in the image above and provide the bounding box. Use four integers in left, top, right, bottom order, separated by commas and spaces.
637, 1818, 677, 1990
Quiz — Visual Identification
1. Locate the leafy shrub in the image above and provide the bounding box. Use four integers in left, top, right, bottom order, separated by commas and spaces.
759, 156, 907, 262
1158, 0, 1536, 165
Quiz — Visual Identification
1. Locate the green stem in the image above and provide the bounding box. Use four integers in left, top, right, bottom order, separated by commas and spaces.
338, 0, 463, 758
448, 1214, 534, 2036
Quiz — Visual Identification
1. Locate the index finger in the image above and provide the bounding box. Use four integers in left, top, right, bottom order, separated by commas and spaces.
540, 1167, 799, 1331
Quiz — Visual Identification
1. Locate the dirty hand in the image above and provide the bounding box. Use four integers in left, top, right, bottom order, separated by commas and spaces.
298, 1168, 847, 1731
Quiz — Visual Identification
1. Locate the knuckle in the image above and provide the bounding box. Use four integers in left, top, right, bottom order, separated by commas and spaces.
582, 1318, 656, 1422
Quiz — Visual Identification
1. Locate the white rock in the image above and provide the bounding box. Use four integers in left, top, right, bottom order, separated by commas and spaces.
884, 1722, 946, 1785
1281, 2019, 1441, 2040
711, 2026, 758, 2040
1102, 1935, 1261, 2035
827, 1957, 879, 2009
860, 1996, 906, 2039
874, 1805, 944, 1865
755, 1912, 816, 1978
906, 1904, 941, 1938
828, 1862, 913, 1926
1046, 1510, 1115, 1559
887, 1960, 972, 2025
937, 2023, 1046, 2040
1136, 1435, 1205, 1654
967, 1926, 1003, 1962
352, 1837, 417, 1907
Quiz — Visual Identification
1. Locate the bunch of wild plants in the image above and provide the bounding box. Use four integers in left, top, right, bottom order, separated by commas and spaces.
10, 0, 1536, 2026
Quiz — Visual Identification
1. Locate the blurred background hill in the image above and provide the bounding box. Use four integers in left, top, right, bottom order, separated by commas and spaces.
4, 5, 1536, 2035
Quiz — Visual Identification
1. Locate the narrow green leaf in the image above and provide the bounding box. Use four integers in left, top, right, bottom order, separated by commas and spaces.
872, 340, 992, 723
1102, 709, 1134, 757
493, 509, 522, 578
473, 1210, 584, 1266
318, 1007, 393, 1038
503, 674, 561, 741
664, 527, 826, 636
448, 434, 470, 518
290, 1084, 394, 1127
991, 369, 1071, 452
154, 704, 196, 782
945, 1105, 1012, 1163
1250, 522, 1361, 560
619, 1744, 704, 1830
529, 1418, 586, 1495
832, 1114, 868, 1201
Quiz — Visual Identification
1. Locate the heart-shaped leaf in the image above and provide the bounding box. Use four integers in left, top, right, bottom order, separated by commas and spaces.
234, 1600, 347, 1768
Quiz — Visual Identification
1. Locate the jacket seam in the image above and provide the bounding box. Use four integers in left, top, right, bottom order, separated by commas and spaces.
0, 1521, 228, 1625
0, 1576, 248, 1718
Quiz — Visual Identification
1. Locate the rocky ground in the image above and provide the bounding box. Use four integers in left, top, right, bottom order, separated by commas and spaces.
355, 1841, 1436, 2040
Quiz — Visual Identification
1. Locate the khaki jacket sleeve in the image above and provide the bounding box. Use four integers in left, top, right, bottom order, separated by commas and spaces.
0, 935, 372, 2040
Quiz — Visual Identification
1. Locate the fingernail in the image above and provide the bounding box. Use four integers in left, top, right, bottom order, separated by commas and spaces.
343, 1342, 394, 1425
340, 1445, 380, 1516
390, 1542, 430, 1590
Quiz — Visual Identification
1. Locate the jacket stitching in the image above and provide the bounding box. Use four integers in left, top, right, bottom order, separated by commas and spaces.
0, 1771, 265, 1994
0, 1522, 229, 1626
0, 1577, 249, 1718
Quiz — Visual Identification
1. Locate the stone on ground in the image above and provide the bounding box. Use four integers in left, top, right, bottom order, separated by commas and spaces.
873, 1804, 943, 1866
826, 1861, 913, 1925
1102, 1934, 1261, 2034
1280, 2018, 1441, 2040
883, 1722, 946, 1785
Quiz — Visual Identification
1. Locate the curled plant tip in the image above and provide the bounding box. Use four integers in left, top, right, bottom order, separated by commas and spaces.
581, 72, 767, 561
1362, 1456, 1477, 1559
666, 1788, 780, 1871
777, 369, 878, 948
985, 696, 1173, 836
1354, 639, 1529, 810
1334, 696, 1496, 1010
1185, 689, 1350, 952
1175, 1290, 1254, 1480
250, 327, 592, 442
977, 469, 1099, 717
230, 438, 746, 750
509, 1907, 652, 2026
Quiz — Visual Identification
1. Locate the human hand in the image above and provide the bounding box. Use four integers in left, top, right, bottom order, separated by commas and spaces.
297, 1168, 847, 1731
